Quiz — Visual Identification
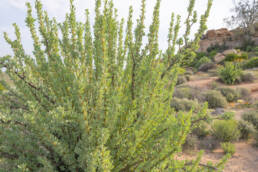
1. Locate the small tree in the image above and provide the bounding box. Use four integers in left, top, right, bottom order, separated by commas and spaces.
0, 0, 229, 171
224, 0, 258, 33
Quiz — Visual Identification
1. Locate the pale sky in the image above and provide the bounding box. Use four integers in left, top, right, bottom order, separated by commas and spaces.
0, 0, 237, 56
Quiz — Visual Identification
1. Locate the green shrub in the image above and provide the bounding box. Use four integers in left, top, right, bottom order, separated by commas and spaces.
221, 112, 235, 120
202, 90, 228, 108
238, 120, 255, 140
217, 87, 239, 102
218, 62, 242, 85
192, 122, 210, 139
207, 43, 228, 53
212, 120, 240, 142
171, 98, 200, 112
242, 57, 258, 69
221, 142, 236, 155
242, 111, 258, 129
224, 53, 248, 62
194, 56, 211, 69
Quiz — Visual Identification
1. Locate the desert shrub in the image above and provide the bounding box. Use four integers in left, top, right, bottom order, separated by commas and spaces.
221, 112, 235, 120
192, 122, 210, 139
194, 56, 211, 69
236, 88, 251, 100
202, 90, 228, 108
238, 120, 255, 140
173, 86, 203, 101
212, 120, 240, 142
207, 43, 228, 53
171, 98, 200, 112
254, 132, 258, 147
218, 62, 242, 85
217, 87, 239, 102
224, 53, 248, 62
0, 0, 229, 171
221, 142, 236, 155
176, 75, 187, 85
240, 73, 255, 83
183, 135, 198, 151
242, 57, 258, 69
199, 136, 220, 150
242, 111, 258, 129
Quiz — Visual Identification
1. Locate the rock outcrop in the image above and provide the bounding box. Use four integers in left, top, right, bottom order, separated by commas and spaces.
198, 26, 258, 52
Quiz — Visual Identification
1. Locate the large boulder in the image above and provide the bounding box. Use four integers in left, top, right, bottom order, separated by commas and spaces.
214, 53, 226, 63
222, 49, 238, 56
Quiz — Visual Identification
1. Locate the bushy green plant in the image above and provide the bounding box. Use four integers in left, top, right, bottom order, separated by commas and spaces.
218, 62, 242, 85
202, 90, 228, 108
224, 53, 248, 62
242, 111, 258, 129
238, 120, 255, 140
217, 87, 239, 102
0, 0, 230, 171
254, 132, 258, 147
192, 121, 210, 139
242, 57, 258, 69
221, 142, 236, 155
212, 120, 240, 142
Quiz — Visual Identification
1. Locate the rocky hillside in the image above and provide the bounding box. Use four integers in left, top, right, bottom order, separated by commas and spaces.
199, 25, 258, 52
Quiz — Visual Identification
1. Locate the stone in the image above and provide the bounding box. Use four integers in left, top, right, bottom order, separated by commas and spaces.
211, 108, 224, 115
214, 53, 226, 63
198, 63, 216, 72
222, 49, 238, 55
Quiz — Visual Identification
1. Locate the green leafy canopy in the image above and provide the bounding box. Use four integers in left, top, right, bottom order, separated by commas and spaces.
0, 0, 229, 171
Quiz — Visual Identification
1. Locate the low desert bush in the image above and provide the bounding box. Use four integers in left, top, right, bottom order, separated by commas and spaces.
176, 75, 188, 85
242, 57, 258, 69
217, 87, 239, 102
240, 73, 255, 83
221, 142, 236, 155
218, 62, 242, 85
212, 120, 240, 142
173, 86, 203, 101
224, 53, 248, 62
192, 122, 210, 139
242, 111, 258, 130
254, 132, 258, 147
171, 98, 200, 112
183, 135, 198, 151
221, 112, 235, 120
202, 90, 228, 108
199, 136, 220, 150
238, 120, 255, 140
236, 88, 251, 100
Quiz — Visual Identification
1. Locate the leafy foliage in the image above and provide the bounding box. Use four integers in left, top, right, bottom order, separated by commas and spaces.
0, 0, 231, 171
238, 120, 255, 140
212, 120, 240, 142
221, 142, 236, 155
242, 57, 258, 69
218, 62, 242, 85
203, 90, 228, 108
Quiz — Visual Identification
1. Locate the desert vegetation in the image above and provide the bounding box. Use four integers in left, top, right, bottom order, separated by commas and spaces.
0, 0, 258, 171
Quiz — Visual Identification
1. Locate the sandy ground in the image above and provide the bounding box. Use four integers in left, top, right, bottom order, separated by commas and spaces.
178, 142, 258, 172
181, 71, 258, 171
